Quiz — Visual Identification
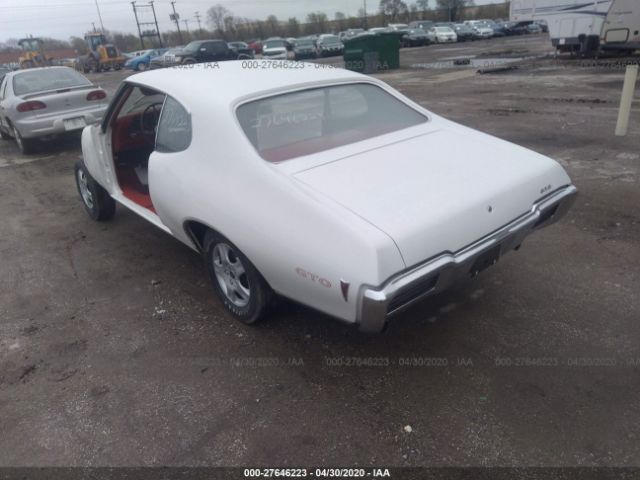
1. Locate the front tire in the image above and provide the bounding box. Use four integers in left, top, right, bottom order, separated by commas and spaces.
203, 231, 271, 325
74, 160, 116, 221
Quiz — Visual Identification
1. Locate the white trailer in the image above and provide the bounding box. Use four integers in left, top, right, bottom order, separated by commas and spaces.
510, 0, 640, 54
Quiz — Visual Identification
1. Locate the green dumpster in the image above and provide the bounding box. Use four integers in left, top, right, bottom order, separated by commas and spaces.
343, 31, 402, 74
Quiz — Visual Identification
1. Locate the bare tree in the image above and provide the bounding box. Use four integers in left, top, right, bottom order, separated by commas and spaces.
335, 11, 347, 31
435, 0, 474, 22
207, 4, 230, 34
416, 0, 430, 19
265, 15, 280, 37
379, 0, 409, 23
286, 18, 301, 37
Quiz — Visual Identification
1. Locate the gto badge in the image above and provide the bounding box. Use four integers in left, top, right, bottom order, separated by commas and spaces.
540, 184, 552, 195
295, 267, 332, 288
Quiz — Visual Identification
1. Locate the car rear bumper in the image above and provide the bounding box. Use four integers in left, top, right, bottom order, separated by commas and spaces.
14, 105, 108, 139
262, 52, 288, 59
356, 185, 578, 333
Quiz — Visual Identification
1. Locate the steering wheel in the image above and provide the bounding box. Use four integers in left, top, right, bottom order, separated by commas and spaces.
140, 102, 164, 138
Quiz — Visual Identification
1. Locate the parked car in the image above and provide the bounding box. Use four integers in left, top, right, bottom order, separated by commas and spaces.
149, 47, 182, 69
387, 23, 409, 31
368, 27, 390, 34
0, 66, 108, 154
467, 22, 494, 39
453, 24, 477, 41
247, 39, 262, 54
534, 20, 549, 33
527, 23, 543, 34
502, 21, 529, 36
401, 29, 430, 47
74, 62, 577, 332
163, 40, 248, 66
262, 38, 288, 59
293, 38, 317, 60
340, 28, 365, 42
485, 21, 506, 37
316, 34, 344, 57
125, 48, 168, 71
0, 67, 10, 83
228, 41, 255, 59
409, 21, 434, 31
429, 26, 458, 43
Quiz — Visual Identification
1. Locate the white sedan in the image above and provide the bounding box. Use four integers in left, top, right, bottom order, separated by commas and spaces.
75, 62, 576, 332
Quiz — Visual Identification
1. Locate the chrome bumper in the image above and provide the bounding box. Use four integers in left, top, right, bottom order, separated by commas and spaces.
357, 185, 578, 333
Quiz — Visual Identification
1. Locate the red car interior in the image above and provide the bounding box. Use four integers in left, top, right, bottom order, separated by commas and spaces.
110, 90, 161, 212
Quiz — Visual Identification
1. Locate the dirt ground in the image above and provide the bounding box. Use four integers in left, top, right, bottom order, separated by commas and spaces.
1, 34, 639, 467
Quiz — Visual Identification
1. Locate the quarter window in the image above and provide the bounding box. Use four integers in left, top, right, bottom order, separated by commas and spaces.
156, 96, 191, 153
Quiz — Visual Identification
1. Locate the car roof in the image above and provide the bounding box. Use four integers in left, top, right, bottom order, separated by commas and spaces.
4, 65, 76, 79
129, 60, 365, 109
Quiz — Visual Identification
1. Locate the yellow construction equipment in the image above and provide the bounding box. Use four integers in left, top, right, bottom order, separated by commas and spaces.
80, 33, 125, 73
18, 38, 53, 69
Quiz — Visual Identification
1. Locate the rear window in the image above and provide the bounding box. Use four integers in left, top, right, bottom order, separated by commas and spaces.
236, 83, 428, 162
13, 68, 91, 96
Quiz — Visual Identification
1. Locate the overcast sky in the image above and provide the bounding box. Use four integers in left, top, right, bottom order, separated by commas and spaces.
0, 0, 505, 42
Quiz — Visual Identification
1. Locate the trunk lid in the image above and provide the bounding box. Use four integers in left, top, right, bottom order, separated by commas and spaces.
294, 128, 570, 267
22, 85, 103, 116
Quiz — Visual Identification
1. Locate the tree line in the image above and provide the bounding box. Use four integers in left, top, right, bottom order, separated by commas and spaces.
1, 0, 509, 55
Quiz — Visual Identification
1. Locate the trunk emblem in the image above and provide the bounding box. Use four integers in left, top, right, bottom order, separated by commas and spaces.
487, 205, 493, 213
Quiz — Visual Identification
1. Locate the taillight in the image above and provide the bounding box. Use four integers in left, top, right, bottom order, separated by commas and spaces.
86, 90, 106, 101
16, 100, 47, 112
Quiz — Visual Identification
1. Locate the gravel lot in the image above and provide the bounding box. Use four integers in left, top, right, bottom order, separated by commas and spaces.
1, 34, 639, 467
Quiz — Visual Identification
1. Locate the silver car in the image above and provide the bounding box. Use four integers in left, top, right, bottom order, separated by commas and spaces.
0, 67, 108, 154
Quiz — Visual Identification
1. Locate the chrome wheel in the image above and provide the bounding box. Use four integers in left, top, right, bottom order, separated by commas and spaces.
13, 126, 23, 150
77, 167, 94, 209
212, 243, 250, 308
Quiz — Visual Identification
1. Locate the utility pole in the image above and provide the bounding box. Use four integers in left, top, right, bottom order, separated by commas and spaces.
92, 22, 97, 33
94, 0, 105, 31
363, 0, 368, 29
150, 1, 163, 47
195, 11, 202, 33
132, 1, 162, 48
132, 1, 145, 49
170, 1, 183, 44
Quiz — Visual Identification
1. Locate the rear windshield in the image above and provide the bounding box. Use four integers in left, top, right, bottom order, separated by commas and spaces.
320, 35, 340, 44
13, 68, 91, 95
237, 83, 428, 162
264, 40, 285, 48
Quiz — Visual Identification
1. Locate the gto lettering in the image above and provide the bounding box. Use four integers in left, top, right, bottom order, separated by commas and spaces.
295, 267, 332, 288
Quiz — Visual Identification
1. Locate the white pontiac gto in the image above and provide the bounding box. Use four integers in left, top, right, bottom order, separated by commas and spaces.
76, 61, 577, 332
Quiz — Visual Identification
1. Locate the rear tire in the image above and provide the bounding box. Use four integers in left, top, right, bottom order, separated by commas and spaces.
74, 160, 116, 221
203, 231, 271, 325
12, 125, 36, 154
